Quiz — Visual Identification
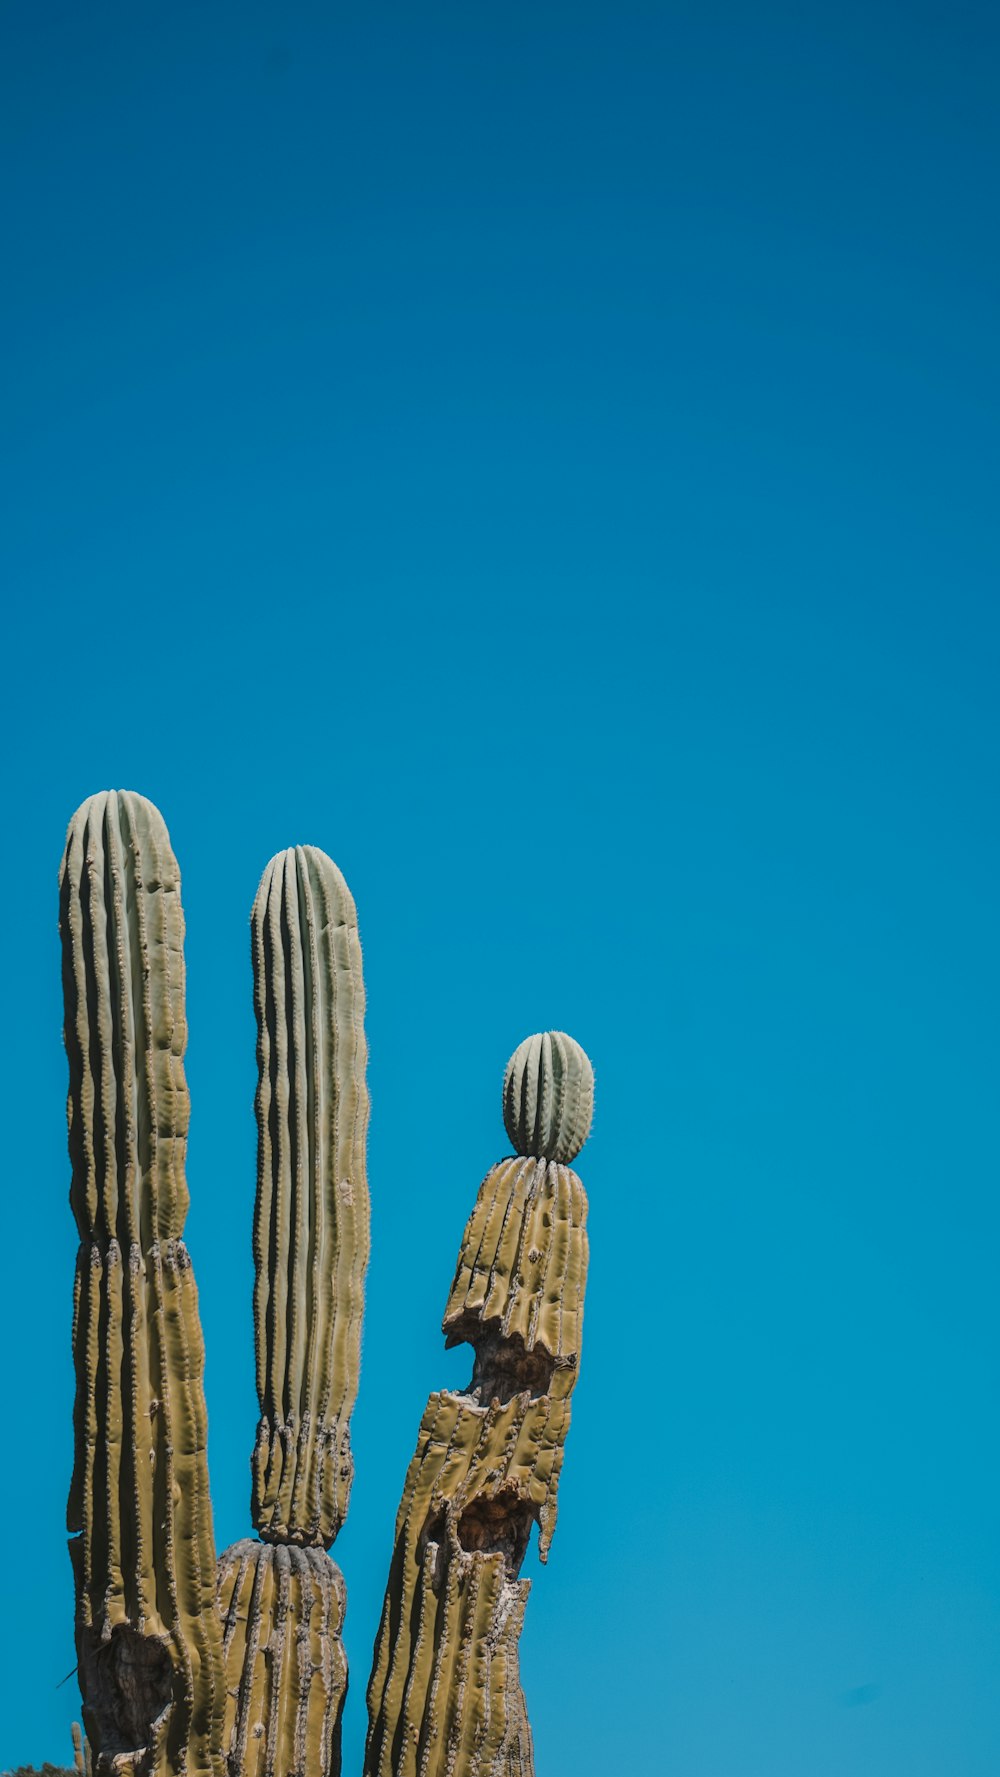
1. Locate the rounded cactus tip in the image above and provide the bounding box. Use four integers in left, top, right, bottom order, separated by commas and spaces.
502, 1030, 594, 1164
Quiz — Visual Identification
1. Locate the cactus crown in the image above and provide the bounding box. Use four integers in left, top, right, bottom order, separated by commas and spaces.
502, 1029, 594, 1163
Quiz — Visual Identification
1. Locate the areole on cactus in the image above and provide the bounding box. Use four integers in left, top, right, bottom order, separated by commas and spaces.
58, 790, 593, 1777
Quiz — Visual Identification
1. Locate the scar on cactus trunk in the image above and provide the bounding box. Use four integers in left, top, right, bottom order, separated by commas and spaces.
364, 1032, 593, 1777
59, 792, 225, 1777
217, 846, 370, 1777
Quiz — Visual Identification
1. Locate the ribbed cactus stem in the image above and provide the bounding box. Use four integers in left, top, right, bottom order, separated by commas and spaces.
218, 1541, 347, 1777
250, 845, 369, 1547
60, 790, 224, 1777
364, 1038, 592, 1777
73, 1721, 93, 1776
219, 845, 369, 1777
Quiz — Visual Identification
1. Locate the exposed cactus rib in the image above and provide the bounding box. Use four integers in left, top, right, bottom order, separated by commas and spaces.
250, 846, 369, 1548
365, 1039, 592, 1777
59, 791, 223, 1777
218, 1540, 347, 1777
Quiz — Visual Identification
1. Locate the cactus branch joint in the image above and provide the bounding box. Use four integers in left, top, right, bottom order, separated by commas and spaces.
57, 790, 593, 1777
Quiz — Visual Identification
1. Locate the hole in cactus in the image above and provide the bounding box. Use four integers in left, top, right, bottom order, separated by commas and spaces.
455, 1491, 536, 1578
449, 1322, 557, 1407
419, 1490, 537, 1585
77, 1624, 173, 1759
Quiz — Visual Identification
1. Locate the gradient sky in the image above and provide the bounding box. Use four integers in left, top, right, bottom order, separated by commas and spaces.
2, 5, 998, 1774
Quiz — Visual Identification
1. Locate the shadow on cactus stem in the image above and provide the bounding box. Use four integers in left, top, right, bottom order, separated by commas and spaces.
74, 1629, 173, 1765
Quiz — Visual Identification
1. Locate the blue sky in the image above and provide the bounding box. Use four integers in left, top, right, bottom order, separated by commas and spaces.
2, 4, 998, 1772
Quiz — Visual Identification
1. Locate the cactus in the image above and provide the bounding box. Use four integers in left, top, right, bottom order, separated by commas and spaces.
59, 791, 225, 1777
56, 795, 595, 1777
364, 1035, 592, 1777
72, 1724, 92, 1777
218, 847, 370, 1777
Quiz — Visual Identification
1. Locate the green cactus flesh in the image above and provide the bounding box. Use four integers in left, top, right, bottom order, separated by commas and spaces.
502, 1031, 594, 1165
249, 846, 370, 1549
59, 791, 224, 1777
365, 1130, 590, 1777
217, 1541, 347, 1777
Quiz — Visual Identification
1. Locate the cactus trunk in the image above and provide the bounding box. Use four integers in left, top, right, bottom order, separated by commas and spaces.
59, 791, 224, 1777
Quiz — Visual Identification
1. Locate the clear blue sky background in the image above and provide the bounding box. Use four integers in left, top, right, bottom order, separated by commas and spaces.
1, 4, 998, 1773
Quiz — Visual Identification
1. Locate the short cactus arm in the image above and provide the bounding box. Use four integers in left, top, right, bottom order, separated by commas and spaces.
217, 1540, 347, 1777
60, 791, 224, 1777
365, 1033, 593, 1777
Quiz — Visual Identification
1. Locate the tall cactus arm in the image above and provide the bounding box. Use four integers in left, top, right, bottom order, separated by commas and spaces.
59, 791, 224, 1777
219, 845, 369, 1777
364, 1034, 593, 1777
250, 845, 369, 1548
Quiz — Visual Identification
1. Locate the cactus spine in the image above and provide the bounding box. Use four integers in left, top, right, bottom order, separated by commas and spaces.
364, 1034, 593, 1777
218, 846, 370, 1777
59, 791, 224, 1777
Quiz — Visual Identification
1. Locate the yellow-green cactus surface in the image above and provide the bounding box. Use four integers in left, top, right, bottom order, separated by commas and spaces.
218, 1540, 347, 1777
250, 846, 370, 1549
442, 1156, 587, 1381
365, 1037, 592, 1777
60, 791, 224, 1777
